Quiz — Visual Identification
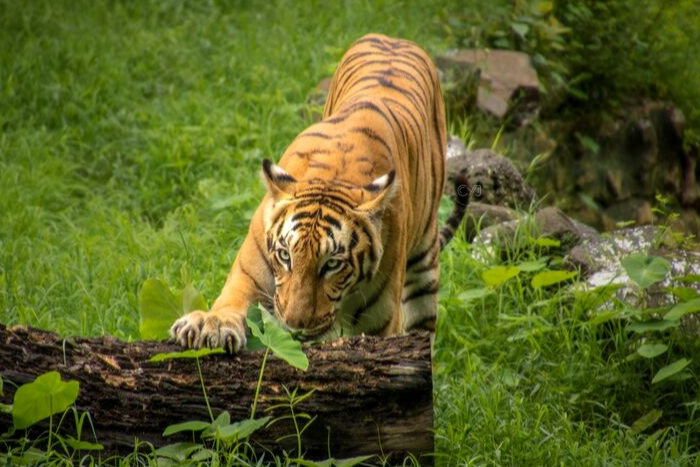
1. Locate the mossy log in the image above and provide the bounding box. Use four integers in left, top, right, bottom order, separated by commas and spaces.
0, 324, 433, 462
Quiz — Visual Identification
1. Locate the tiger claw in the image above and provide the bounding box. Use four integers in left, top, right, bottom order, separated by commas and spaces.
170, 310, 247, 353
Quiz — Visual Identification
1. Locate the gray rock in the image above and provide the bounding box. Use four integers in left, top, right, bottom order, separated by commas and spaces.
464, 202, 519, 242
474, 206, 600, 251
437, 49, 540, 123
571, 225, 700, 336
445, 138, 537, 209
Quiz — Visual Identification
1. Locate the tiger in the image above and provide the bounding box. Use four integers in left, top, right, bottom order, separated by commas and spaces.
171, 33, 469, 352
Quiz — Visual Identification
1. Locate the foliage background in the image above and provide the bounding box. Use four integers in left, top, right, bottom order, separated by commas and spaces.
1, 0, 700, 465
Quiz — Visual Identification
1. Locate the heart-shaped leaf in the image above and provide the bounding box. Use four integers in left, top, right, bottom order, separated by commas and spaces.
13, 371, 79, 429
482, 266, 520, 287
163, 420, 211, 437
636, 344, 668, 359
652, 359, 691, 384
139, 277, 208, 340
621, 253, 671, 289
247, 307, 309, 371
665, 297, 700, 321
531, 270, 578, 288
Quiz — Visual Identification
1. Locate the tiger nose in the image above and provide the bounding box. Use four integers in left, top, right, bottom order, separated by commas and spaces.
284, 312, 310, 331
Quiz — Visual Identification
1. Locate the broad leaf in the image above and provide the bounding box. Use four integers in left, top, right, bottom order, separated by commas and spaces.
652, 359, 691, 384
676, 274, 700, 283
204, 416, 270, 442
637, 344, 668, 359
457, 287, 494, 302
531, 270, 577, 288
631, 409, 663, 435
13, 371, 79, 429
534, 237, 560, 248
669, 286, 699, 302
248, 308, 309, 370
150, 348, 224, 362
664, 297, 700, 321
481, 266, 520, 287
628, 320, 679, 334
139, 279, 182, 340
154, 442, 202, 461
621, 253, 671, 289
139, 277, 207, 340
202, 411, 231, 437
65, 437, 104, 451
163, 420, 211, 437
517, 259, 548, 272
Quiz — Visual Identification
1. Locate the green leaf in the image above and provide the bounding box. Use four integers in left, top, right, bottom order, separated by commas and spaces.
139, 277, 208, 340
481, 266, 520, 287
203, 411, 231, 437
65, 437, 104, 451
665, 297, 700, 320
628, 320, 679, 334
588, 309, 624, 325
631, 409, 663, 435
204, 416, 270, 442
652, 359, 691, 384
669, 286, 699, 302
12, 371, 79, 429
621, 253, 671, 289
139, 279, 182, 340
457, 287, 494, 302
517, 259, 548, 272
531, 270, 577, 288
294, 456, 374, 467
636, 344, 668, 359
511, 22, 530, 37
154, 442, 202, 461
534, 237, 561, 248
163, 420, 211, 437
247, 308, 309, 371
150, 348, 224, 362
676, 274, 700, 283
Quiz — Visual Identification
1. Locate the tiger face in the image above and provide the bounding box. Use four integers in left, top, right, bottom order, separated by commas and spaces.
262, 159, 396, 337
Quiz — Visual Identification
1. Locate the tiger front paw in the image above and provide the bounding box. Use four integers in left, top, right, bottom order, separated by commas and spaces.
170, 310, 247, 353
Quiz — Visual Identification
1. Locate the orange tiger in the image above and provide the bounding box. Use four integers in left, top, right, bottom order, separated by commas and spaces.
171, 34, 469, 352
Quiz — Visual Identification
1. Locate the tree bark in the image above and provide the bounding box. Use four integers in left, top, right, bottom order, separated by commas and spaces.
0, 324, 433, 462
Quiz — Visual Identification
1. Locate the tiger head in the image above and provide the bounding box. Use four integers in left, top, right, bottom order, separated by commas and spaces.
261, 159, 397, 338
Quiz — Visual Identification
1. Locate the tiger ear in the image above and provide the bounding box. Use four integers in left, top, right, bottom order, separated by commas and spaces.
357, 170, 398, 215
262, 159, 296, 199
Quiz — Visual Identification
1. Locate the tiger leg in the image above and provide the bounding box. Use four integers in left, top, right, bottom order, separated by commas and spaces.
401, 238, 440, 332
170, 219, 273, 352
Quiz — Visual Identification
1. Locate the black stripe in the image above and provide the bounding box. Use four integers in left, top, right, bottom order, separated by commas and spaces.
239, 263, 267, 297
351, 276, 389, 325
297, 132, 333, 140
294, 149, 330, 158
349, 127, 393, 156
407, 244, 433, 268
254, 236, 274, 278
309, 162, 331, 169
402, 280, 439, 303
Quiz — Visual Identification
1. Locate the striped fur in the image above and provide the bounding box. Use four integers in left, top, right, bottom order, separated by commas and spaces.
171, 34, 468, 352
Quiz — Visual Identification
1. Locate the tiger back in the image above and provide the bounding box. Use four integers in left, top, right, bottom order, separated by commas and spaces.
171, 34, 463, 352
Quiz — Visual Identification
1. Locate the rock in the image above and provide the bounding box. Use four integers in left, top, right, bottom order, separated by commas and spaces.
570, 225, 700, 336
474, 207, 599, 251
530, 100, 695, 234
464, 202, 519, 241
445, 138, 537, 209
436, 49, 540, 124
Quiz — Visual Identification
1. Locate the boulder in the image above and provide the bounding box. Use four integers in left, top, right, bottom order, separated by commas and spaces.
437, 49, 540, 124
445, 137, 537, 209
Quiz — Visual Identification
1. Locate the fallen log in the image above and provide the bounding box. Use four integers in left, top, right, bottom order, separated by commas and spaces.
0, 324, 433, 462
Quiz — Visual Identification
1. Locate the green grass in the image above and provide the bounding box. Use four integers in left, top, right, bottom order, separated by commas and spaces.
1, 0, 700, 465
